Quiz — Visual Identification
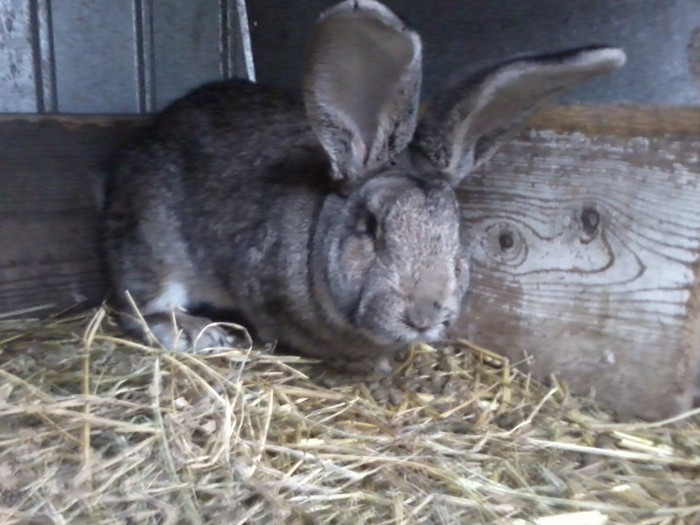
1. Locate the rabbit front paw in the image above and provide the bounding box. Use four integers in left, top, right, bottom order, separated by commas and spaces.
143, 311, 236, 353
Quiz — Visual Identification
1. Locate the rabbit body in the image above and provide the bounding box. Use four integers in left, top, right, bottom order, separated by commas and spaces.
105, 79, 467, 364
104, 0, 625, 367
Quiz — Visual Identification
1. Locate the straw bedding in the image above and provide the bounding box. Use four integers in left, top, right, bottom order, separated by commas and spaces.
0, 308, 698, 524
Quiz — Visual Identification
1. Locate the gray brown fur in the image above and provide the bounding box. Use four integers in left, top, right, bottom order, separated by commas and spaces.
103, 0, 625, 367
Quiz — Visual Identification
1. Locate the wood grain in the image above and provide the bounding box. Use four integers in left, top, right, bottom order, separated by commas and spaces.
0, 116, 142, 317
453, 128, 700, 420
528, 106, 700, 137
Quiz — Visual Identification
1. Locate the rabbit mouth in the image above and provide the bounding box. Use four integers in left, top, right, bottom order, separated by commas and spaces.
402, 322, 448, 344
358, 316, 449, 346
354, 291, 456, 346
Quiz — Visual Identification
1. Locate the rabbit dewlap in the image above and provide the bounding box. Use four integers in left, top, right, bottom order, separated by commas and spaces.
103, 0, 625, 367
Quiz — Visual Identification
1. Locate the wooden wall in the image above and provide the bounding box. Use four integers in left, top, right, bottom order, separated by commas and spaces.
453, 107, 700, 420
0, 116, 139, 317
0, 108, 698, 420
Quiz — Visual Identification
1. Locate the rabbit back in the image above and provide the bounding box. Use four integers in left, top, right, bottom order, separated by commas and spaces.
104, 80, 348, 352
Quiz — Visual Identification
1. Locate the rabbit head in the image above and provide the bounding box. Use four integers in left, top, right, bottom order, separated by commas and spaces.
300, 0, 625, 350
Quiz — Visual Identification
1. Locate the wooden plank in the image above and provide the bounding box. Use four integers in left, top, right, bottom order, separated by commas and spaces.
0, 116, 142, 317
528, 106, 700, 138
453, 108, 700, 420
0, 108, 698, 420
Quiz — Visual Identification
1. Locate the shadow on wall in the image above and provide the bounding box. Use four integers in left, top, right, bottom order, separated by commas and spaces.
248, 0, 700, 105
689, 27, 700, 87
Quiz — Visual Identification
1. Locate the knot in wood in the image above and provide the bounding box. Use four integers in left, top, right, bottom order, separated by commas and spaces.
499, 231, 515, 251
481, 222, 527, 266
580, 207, 600, 235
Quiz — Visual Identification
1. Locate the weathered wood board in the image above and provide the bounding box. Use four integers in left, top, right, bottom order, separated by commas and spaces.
0, 108, 698, 420
453, 107, 700, 420
0, 116, 141, 318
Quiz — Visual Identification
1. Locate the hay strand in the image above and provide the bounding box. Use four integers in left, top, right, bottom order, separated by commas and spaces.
0, 308, 698, 524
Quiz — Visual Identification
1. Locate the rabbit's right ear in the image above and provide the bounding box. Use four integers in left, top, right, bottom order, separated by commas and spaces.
304, 0, 422, 187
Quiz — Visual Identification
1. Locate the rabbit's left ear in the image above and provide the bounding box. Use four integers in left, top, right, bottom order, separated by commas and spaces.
304, 0, 422, 187
414, 46, 626, 187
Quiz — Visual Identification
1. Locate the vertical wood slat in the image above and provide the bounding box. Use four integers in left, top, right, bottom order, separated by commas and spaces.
134, 0, 155, 114
50, 1, 141, 113
0, 0, 253, 114
148, 0, 254, 110
222, 0, 255, 82
0, 1, 40, 112
150, 0, 227, 110
0, 0, 59, 113
30, 0, 56, 112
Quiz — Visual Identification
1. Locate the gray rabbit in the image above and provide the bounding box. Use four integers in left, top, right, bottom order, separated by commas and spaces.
103, 0, 625, 369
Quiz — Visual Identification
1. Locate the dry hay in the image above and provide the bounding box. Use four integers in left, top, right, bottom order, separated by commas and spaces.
0, 308, 698, 525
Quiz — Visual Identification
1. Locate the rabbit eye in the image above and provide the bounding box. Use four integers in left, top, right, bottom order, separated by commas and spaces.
356, 212, 379, 239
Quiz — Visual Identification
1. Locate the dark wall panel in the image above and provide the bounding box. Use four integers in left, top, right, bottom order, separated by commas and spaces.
2, 1, 699, 111
248, 0, 700, 105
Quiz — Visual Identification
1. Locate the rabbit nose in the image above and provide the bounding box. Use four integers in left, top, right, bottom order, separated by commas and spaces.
406, 300, 442, 331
